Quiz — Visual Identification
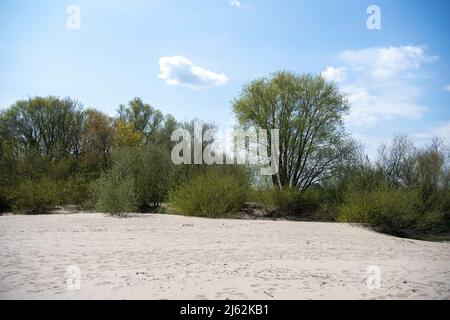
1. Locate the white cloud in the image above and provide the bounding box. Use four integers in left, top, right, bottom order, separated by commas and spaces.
321, 66, 347, 83
432, 121, 450, 140
431, 122, 450, 139
413, 121, 450, 145
444, 84, 450, 92
340, 45, 438, 80
158, 56, 229, 89
325, 45, 436, 127
344, 85, 426, 126
229, 0, 242, 7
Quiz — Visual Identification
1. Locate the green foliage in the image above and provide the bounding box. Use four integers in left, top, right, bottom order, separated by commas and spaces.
0, 190, 9, 213
80, 109, 114, 171
251, 186, 321, 216
337, 185, 420, 236
169, 167, 250, 217
117, 97, 163, 145
0, 92, 448, 240
8, 178, 60, 214
1, 96, 84, 159
0, 140, 10, 212
322, 139, 450, 238
60, 174, 92, 206
414, 211, 449, 236
94, 168, 138, 216
336, 181, 448, 238
0, 96, 174, 214
233, 71, 354, 191
112, 145, 174, 209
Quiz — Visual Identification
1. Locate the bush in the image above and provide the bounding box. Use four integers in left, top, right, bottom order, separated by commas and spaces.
169, 167, 250, 217
112, 145, 173, 210
0, 190, 10, 212
414, 211, 449, 236
8, 178, 60, 214
337, 186, 422, 237
251, 187, 320, 216
93, 145, 173, 215
94, 168, 137, 216
60, 174, 92, 205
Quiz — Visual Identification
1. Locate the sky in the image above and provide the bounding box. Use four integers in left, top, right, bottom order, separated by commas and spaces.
1, 0, 449, 157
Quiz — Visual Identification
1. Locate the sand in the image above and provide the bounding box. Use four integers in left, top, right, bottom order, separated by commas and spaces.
0, 213, 449, 300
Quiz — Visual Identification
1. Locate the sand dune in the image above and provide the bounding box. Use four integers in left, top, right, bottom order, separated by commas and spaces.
0, 213, 449, 300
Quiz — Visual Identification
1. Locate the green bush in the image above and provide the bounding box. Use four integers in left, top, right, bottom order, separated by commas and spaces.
169, 168, 250, 217
112, 145, 173, 210
414, 211, 449, 235
333, 157, 450, 238
60, 174, 92, 205
92, 145, 173, 215
0, 190, 10, 212
337, 186, 421, 237
251, 187, 320, 215
8, 178, 60, 214
94, 168, 137, 216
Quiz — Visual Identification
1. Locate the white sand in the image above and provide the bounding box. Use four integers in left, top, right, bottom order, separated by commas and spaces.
0, 213, 449, 300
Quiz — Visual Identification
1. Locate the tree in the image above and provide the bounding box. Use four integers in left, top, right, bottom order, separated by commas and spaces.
117, 97, 163, 145
377, 134, 416, 187
80, 109, 114, 171
156, 114, 178, 151
1, 96, 84, 159
233, 71, 353, 191
113, 119, 142, 148
104, 145, 174, 210
0, 131, 11, 211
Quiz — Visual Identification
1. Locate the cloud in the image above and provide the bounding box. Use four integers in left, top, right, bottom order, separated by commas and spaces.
432, 121, 450, 140
415, 121, 450, 142
321, 67, 347, 83
158, 56, 229, 89
229, 0, 242, 7
323, 45, 436, 127
444, 84, 450, 92
340, 45, 438, 80
344, 85, 426, 126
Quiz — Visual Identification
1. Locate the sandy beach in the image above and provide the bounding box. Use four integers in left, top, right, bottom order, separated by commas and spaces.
0, 213, 449, 300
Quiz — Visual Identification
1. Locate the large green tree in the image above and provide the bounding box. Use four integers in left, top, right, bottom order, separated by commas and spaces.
117, 97, 164, 145
233, 71, 354, 191
80, 109, 114, 171
1, 96, 84, 159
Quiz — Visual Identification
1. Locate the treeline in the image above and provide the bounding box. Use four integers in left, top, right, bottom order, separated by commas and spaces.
0, 96, 201, 213
0, 71, 449, 240
322, 135, 449, 238
248, 137, 450, 239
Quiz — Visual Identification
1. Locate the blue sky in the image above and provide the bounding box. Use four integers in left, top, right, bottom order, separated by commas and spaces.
1, 0, 449, 157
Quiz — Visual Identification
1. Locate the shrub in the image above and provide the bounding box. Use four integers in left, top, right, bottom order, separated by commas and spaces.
94, 168, 137, 216
337, 186, 421, 237
8, 178, 60, 214
414, 211, 449, 236
332, 142, 450, 238
112, 145, 173, 210
318, 160, 387, 221
0, 190, 10, 212
251, 186, 320, 216
60, 174, 92, 205
93, 145, 173, 214
169, 167, 250, 217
